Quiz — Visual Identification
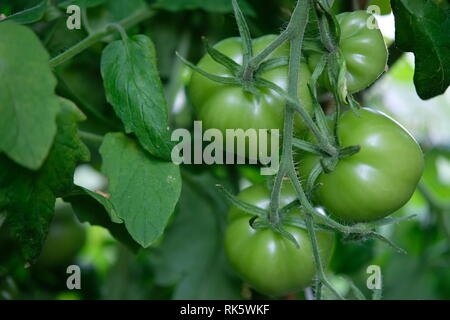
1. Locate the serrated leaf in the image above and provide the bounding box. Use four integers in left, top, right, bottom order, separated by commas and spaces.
101, 35, 174, 161
0, 98, 90, 262
392, 0, 450, 99
153, 0, 254, 15
64, 187, 140, 253
0, 22, 60, 170
150, 172, 241, 299
99, 133, 181, 248
2, 0, 47, 24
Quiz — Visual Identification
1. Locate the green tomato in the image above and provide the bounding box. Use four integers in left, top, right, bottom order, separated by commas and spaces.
299, 108, 424, 222
224, 182, 334, 297
308, 11, 388, 93
188, 35, 313, 158
36, 203, 86, 268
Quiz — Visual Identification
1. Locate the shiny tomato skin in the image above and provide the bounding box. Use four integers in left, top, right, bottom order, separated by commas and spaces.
224, 182, 334, 297
308, 11, 388, 93
299, 108, 424, 222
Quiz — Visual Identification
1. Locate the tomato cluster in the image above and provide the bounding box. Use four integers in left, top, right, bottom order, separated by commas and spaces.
187, 10, 423, 296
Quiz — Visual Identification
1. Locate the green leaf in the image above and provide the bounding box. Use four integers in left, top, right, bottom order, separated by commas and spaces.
101, 35, 174, 161
99, 133, 181, 248
0, 22, 60, 170
64, 187, 140, 253
1, 0, 47, 24
391, 0, 450, 99
104, 0, 145, 22
153, 0, 254, 15
330, 233, 375, 274
150, 172, 242, 299
0, 98, 90, 262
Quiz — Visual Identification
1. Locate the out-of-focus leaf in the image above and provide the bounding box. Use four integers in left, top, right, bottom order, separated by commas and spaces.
382, 254, 438, 299
0, 98, 90, 263
391, 0, 450, 99
1, 0, 47, 24
153, 0, 254, 15
64, 187, 140, 253
422, 148, 450, 206
99, 133, 181, 248
389, 54, 415, 82
0, 22, 59, 170
45, 17, 87, 57
150, 172, 242, 299
101, 35, 174, 161
433, 261, 450, 299
330, 234, 376, 275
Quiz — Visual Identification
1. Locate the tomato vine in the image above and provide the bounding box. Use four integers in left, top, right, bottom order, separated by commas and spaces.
180, 0, 422, 299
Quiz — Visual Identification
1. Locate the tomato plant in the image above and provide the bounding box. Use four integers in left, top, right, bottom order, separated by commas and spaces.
225, 182, 334, 296
308, 11, 388, 93
299, 108, 424, 222
0, 0, 449, 302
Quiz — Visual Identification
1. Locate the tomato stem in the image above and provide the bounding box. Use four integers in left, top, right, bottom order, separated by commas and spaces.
241, 0, 307, 82
78, 130, 104, 145
264, 0, 345, 300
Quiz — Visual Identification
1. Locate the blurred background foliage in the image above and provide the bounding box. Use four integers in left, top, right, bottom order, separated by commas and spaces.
0, 0, 449, 300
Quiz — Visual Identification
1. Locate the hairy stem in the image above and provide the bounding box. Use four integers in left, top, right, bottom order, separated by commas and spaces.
288, 170, 344, 300
268, 0, 310, 225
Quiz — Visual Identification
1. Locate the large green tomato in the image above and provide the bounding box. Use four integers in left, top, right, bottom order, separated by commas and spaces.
36, 203, 87, 268
308, 11, 388, 93
299, 108, 424, 222
224, 182, 334, 297
188, 35, 313, 158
